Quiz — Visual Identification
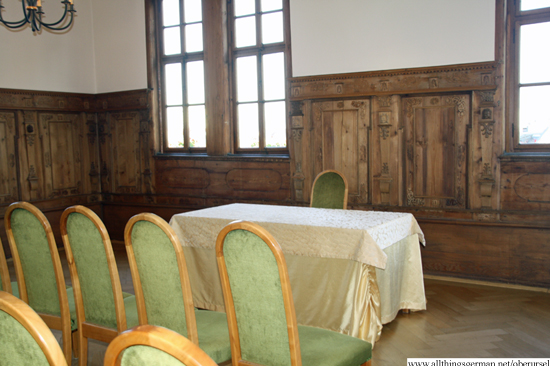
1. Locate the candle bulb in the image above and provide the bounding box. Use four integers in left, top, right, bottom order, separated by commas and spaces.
37, 0, 41, 6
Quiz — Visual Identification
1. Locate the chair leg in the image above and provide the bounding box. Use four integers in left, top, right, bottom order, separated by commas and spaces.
62, 327, 72, 364
78, 333, 88, 366
72, 330, 79, 357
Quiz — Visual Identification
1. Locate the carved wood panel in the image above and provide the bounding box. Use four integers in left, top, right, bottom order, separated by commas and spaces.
0, 112, 18, 204
310, 100, 370, 204
39, 113, 83, 198
404, 95, 469, 208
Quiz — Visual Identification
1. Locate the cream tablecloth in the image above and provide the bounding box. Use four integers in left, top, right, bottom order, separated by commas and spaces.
169, 203, 426, 345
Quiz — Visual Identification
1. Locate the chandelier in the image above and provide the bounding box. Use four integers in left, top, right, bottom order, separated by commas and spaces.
0, 0, 75, 32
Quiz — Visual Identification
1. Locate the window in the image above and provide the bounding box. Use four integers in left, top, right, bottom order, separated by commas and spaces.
155, 0, 290, 154
509, 0, 550, 149
160, 0, 206, 151
231, 0, 288, 151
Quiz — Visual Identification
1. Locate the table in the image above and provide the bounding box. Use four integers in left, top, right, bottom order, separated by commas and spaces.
169, 203, 426, 345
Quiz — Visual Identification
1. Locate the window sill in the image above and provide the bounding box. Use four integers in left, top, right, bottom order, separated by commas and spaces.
499, 152, 550, 162
154, 152, 290, 162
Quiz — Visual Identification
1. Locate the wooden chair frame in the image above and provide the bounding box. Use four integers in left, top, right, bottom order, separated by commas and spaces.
216, 220, 302, 366
310, 169, 349, 210
60, 205, 128, 366
124, 213, 199, 344
5, 201, 74, 364
0, 290, 68, 366
0, 237, 12, 294
104, 324, 218, 366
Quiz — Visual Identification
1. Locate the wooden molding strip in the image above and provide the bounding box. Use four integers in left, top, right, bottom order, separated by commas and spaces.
424, 274, 550, 293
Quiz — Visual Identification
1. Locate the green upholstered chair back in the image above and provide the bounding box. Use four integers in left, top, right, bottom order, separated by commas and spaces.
0, 291, 68, 366
5, 203, 65, 317
310, 170, 348, 209
125, 214, 197, 342
216, 221, 301, 366
63, 208, 123, 329
105, 325, 218, 366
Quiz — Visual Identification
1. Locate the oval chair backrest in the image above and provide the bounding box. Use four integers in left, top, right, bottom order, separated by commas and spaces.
63, 209, 120, 329
5, 203, 63, 316
0, 291, 67, 366
105, 325, 218, 366
125, 214, 197, 342
217, 221, 301, 366
310, 170, 348, 210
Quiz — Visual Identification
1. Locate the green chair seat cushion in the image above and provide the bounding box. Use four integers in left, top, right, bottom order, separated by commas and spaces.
0, 309, 50, 366
298, 325, 371, 366
195, 309, 231, 363
123, 293, 139, 329
121, 345, 186, 366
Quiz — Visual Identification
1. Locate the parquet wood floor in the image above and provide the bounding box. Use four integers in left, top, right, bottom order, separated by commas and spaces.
6, 248, 550, 365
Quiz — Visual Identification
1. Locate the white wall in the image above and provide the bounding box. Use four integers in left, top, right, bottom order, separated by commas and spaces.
90, 0, 147, 93
290, 0, 496, 77
0, 0, 147, 94
0, 0, 96, 93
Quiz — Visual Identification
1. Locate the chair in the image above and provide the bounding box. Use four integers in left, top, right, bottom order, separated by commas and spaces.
104, 324, 218, 366
5, 201, 76, 364
310, 170, 349, 209
0, 238, 19, 298
216, 221, 372, 366
60, 205, 139, 366
0, 291, 68, 366
124, 213, 231, 364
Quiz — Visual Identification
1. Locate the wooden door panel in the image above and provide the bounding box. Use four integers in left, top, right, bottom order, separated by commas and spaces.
311, 100, 369, 204
404, 95, 468, 208
39, 113, 82, 198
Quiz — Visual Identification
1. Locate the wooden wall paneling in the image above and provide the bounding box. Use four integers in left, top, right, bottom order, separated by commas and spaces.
403, 95, 469, 209
154, 158, 291, 203
310, 99, 369, 205
471, 90, 501, 211
0, 112, 18, 204
111, 112, 142, 194
84, 113, 101, 200
500, 158, 550, 212
371, 95, 402, 206
138, 110, 155, 197
39, 113, 83, 199
289, 100, 310, 203
97, 113, 111, 195
18, 111, 44, 201
420, 221, 550, 287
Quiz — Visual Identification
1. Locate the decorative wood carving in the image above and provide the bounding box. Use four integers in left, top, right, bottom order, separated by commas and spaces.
290, 62, 497, 101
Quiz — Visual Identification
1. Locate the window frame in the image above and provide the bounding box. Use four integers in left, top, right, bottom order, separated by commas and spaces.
507, 0, 550, 152
156, 0, 207, 153
228, 0, 291, 154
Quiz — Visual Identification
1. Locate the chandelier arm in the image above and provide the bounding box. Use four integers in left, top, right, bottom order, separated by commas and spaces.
41, 11, 73, 30
36, 4, 69, 27
0, 1, 31, 26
